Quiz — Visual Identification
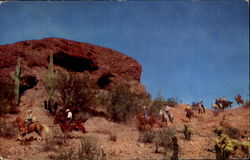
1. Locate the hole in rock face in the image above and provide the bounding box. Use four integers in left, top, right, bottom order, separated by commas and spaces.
52, 52, 98, 72
97, 73, 114, 89
20, 76, 38, 95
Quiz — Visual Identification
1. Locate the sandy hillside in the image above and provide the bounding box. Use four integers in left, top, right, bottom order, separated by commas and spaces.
0, 83, 249, 160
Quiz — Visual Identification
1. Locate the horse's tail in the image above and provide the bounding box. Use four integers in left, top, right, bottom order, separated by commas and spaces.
43, 124, 50, 134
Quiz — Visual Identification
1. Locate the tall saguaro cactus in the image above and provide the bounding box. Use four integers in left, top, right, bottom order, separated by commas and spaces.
44, 52, 58, 113
47, 53, 56, 101
10, 57, 23, 105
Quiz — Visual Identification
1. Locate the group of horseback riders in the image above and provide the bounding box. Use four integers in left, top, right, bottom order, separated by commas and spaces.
24, 108, 73, 131
21, 94, 245, 139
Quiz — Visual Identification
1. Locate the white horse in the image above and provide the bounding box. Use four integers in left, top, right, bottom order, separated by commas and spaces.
159, 109, 174, 123
211, 104, 220, 110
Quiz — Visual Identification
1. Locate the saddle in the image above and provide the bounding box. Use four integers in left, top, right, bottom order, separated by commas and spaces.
25, 121, 34, 133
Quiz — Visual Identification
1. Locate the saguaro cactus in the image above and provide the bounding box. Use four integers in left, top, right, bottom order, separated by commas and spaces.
44, 52, 58, 113
10, 57, 23, 105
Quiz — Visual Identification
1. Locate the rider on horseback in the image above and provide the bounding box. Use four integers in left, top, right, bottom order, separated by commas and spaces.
160, 105, 174, 123
236, 94, 242, 100
199, 100, 205, 113
222, 96, 227, 101
25, 109, 33, 131
143, 106, 149, 120
65, 109, 72, 126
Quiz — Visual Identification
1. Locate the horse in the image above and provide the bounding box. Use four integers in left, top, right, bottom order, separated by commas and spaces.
53, 117, 87, 136
215, 99, 233, 110
159, 109, 174, 124
192, 103, 205, 114
14, 116, 49, 142
135, 114, 163, 131
235, 97, 244, 106
211, 104, 220, 110
185, 108, 194, 122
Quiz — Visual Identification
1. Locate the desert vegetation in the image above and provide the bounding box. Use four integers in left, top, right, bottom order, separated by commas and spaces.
138, 127, 179, 159
183, 124, 192, 140
0, 79, 15, 114
213, 126, 249, 159
48, 136, 106, 160
0, 117, 18, 139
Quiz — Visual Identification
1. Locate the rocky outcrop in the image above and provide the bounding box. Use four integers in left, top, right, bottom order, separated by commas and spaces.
0, 38, 145, 94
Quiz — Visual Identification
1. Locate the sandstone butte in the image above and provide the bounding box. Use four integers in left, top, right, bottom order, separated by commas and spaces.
0, 38, 146, 95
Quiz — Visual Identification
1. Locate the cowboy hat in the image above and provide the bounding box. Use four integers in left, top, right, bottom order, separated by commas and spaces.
165, 106, 170, 112
65, 109, 70, 112
185, 105, 191, 110
26, 109, 32, 113
143, 106, 147, 109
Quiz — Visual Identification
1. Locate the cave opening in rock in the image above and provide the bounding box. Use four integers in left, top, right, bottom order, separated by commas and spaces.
97, 73, 114, 89
20, 76, 38, 95
52, 52, 98, 72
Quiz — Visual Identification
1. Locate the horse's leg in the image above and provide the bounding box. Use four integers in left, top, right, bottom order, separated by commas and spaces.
80, 124, 87, 134
18, 133, 23, 141
35, 125, 44, 141
73, 130, 77, 139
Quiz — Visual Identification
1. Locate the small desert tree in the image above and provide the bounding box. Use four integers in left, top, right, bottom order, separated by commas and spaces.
148, 92, 166, 118
154, 127, 179, 159
165, 97, 180, 107
56, 71, 94, 113
106, 83, 148, 123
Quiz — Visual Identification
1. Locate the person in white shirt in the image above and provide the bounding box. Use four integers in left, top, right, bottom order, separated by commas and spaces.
65, 109, 72, 126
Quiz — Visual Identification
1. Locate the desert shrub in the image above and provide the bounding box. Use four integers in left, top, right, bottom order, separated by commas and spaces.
240, 141, 250, 156
0, 79, 16, 114
154, 128, 178, 159
171, 136, 179, 160
213, 127, 224, 136
155, 128, 177, 153
165, 97, 180, 107
213, 126, 242, 140
214, 134, 239, 159
214, 133, 249, 159
56, 72, 95, 112
0, 118, 18, 139
223, 126, 242, 140
106, 83, 148, 122
148, 93, 166, 119
40, 138, 58, 152
39, 127, 65, 152
183, 124, 192, 140
94, 90, 113, 107
48, 136, 106, 160
138, 129, 156, 143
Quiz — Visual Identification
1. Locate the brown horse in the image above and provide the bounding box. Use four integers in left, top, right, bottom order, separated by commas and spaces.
185, 109, 194, 122
215, 99, 233, 110
53, 117, 87, 135
14, 116, 48, 141
192, 103, 205, 114
235, 97, 244, 106
135, 114, 163, 131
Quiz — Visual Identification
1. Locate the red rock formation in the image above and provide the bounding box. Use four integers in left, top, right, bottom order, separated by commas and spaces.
0, 38, 144, 93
